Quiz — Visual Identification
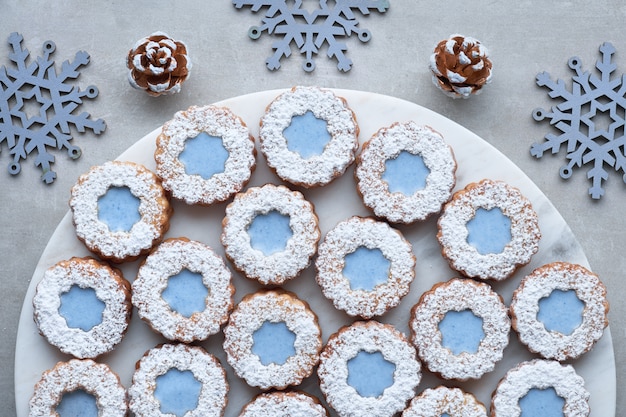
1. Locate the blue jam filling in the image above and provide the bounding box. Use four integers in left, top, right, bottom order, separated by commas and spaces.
252, 321, 296, 365
342, 246, 391, 291
179, 132, 229, 179
466, 207, 512, 255
283, 110, 331, 158
538, 289, 585, 335
382, 151, 431, 195
438, 309, 485, 355
519, 388, 565, 417
56, 389, 98, 417
247, 210, 293, 255
442, 414, 451, 417
161, 269, 209, 318
59, 285, 105, 331
155, 368, 202, 416
347, 351, 396, 398
97, 186, 141, 232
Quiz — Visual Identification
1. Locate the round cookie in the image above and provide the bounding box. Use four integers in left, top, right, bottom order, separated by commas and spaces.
510, 262, 609, 361
315, 216, 415, 318
409, 278, 510, 380
259, 86, 359, 187
223, 290, 322, 390
437, 179, 541, 281
155, 104, 256, 205
491, 359, 590, 417
221, 184, 320, 285
239, 391, 329, 417
355, 121, 457, 223
69, 160, 172, 263
132, 237, 234, 343
318, 320, 421, 417
129, 343, 229, 417
403, 386, 487, 417
33, 257, 131, 359
29, 359, 127, 417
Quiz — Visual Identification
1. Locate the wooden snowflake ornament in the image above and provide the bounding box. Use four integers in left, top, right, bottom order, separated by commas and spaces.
233, 0, 390, 72
0, 32, 105, 184
532, 42, 626, 199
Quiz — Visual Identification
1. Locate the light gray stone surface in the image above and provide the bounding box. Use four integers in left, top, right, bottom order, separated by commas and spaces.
1, 1, 624, 415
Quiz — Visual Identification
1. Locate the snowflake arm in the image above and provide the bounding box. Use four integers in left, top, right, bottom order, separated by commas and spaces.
0, 32, 105, 184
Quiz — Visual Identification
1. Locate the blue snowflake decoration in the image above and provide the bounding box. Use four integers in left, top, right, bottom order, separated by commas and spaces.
0, 32, 105, 184
232, 0, 390, 72
531, 42, 626, 199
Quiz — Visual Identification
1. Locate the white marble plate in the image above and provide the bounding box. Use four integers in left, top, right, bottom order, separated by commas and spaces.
15, 89, 616, 416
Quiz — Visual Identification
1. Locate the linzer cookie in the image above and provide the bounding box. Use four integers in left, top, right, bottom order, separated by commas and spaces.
33, 257, 131, 359
155, 105, 256, 205
129, 343, 228, 417
437, 179, 541, 281
315, 216, 415, 318
491, 359, 590, 417
355, 121, 456, 223
409, 278, 510, 380
30, 359, 127, 417
223, 290, 322, 390
132, 237, 234, 343
510, 262, 609, 361
69, 160, 172, 263
221, 184, 320, 285
239, 391, 329, 417
259, 86, 359, 187
403, 386, 487, 417
318, 320, 421, 417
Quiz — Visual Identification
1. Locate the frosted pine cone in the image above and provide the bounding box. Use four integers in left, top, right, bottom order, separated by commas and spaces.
127, 32, 191, 97
429, 35, 492, 99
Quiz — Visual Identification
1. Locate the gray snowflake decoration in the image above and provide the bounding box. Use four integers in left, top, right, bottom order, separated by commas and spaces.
233, 0, 390, 72
0, 32, 105, 184
531, 42, 626, 199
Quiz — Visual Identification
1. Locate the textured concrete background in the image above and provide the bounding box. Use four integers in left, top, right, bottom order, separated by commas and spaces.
1, 1, 624, 415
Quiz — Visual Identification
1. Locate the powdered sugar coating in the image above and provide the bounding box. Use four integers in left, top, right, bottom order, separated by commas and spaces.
132, 238, 234, 343
32, 257, 131, 359
409, 278, 510, 380
221, 184, 320, 285
318, 320, 421, 417
315, 216, 416, 318
510, 262, 609, 361
403, 386, 487, 417
355, 122, 456, 223
223, 290, 322, 390
491, 359, 590, 417
437, 179, 541, 281
239, 391, 329, 417
155, 105, 256, 205
69, 161, 171, 263
129, 343, 228, 417
259, 86, 359, 187
29, 359, 127, 416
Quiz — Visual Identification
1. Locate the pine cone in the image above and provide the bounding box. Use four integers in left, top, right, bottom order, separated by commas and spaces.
127, 32, 191, 97
429, 35, 492, 99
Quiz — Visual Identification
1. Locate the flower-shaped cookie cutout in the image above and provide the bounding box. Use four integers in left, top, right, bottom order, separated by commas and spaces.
127, 31, 191, 96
